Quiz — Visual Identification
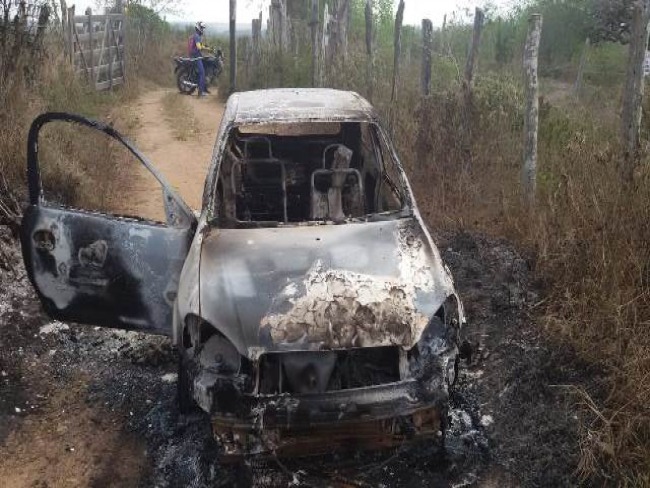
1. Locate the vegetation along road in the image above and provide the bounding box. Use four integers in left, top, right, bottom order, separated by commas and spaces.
0, 87, 599, 487
1, 0, 648, 485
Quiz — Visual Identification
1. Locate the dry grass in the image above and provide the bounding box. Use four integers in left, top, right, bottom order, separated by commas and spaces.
0, 6, 179, 221
161, 92, 199, 141
0, 63, 137, 217
401, 78, 650, 484
240, 41, 650, 481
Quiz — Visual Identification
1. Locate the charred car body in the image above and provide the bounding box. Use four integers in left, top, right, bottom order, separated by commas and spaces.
21, 89, 465, 458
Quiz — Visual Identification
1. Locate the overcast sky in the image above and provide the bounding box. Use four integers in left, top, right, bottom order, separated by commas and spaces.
79, 0, 517, 26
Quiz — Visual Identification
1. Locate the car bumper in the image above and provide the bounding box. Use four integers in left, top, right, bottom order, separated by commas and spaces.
196, 377, 447, 458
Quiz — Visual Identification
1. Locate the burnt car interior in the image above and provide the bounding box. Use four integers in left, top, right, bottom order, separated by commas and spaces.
215, 122, 406, 227
184, 322, 404, 396
258, 347, 402, 395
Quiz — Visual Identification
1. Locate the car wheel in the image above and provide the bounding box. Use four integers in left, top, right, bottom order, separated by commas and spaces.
177, 352, 197, 414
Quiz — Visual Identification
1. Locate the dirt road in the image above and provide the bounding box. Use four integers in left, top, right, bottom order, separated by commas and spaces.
0, 89, 224, 488
0, 88, 593, 487
120, 88, 224, 221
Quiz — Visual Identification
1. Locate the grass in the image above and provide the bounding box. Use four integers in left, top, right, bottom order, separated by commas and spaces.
2, 9, 648, 483
229, 38, 650, 483
0, 49, 139, 215
161, 92, 199, 141
415, 77, 650, 486
0, 10, 182, 221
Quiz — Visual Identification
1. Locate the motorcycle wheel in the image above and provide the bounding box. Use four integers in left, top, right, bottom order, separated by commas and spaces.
176, 67, 196, 95
207, 68, 220, 87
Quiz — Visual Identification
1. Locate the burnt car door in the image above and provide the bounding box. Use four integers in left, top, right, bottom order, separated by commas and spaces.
20, 113, 197, 336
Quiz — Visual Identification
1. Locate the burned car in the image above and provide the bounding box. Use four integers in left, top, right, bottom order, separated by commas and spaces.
21, 89, 465, 458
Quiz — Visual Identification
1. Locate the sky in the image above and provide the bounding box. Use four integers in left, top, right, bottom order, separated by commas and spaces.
79, 0, 517, 26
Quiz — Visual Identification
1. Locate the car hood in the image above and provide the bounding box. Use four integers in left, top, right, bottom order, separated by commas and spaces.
199, 218, 457, 359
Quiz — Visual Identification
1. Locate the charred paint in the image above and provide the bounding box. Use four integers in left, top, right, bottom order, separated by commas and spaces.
197, 219, 456, 357
21, 112, 196, 336
21, 95, 466, 461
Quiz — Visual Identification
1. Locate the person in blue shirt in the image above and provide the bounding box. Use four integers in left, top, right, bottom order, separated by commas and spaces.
188, 21, 209, 96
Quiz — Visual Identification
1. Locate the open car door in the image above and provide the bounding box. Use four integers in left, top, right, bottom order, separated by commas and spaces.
20, 113, 197, 336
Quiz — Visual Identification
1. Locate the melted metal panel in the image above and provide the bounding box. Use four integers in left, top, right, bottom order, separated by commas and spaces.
22, 206, 191, 335
230, 89, 377, 125
22, 112, 196, 335
198, 219, 456, 356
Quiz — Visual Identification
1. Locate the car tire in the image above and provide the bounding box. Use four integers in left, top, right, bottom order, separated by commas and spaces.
177, 352, 197, 414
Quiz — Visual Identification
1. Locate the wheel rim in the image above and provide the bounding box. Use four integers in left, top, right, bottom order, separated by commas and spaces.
178, 71, 194, 93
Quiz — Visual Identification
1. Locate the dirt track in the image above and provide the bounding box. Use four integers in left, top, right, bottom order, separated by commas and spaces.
0, 88, 596, 487
0, 89, 224, 488
120, 88, 224, 220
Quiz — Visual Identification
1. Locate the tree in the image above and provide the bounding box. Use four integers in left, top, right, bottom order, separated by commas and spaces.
494, 16, 516, 65
350, 0, 393, 44
588, 0, 634, 44
98, 0, 183, 16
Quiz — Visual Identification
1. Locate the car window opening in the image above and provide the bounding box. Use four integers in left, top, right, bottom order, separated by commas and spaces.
215, 122, 409, 228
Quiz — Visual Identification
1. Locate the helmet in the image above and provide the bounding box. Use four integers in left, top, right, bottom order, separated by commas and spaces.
195, 21, 206, 35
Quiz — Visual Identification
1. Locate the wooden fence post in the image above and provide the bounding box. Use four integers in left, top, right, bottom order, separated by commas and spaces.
573, 37, 590, 97
87, 8, 94, 87
270, 0, 287, 52
229, 0, 237, 94
252, 17, 260, 68
464, 7, 484, 89
67, 6, 74, 65
337, 0, 350, 61
460, 8, 484, 172
440, 13, 447, 55
365, 0, 374, 101
322, 3, 331, 84
310, 0, 319, 87
107, 16, 113, 91
325, 2, 339, 63
281, 0, 288, 52
390, 0, 405, 104
621, 0, 650, 181
120, 7, 127, 81
61, 0, 68, 56
422, 18, 432, 96
522, 14, 543, 202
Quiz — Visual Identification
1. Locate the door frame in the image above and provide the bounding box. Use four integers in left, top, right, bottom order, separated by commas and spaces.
27, 112, 196, 229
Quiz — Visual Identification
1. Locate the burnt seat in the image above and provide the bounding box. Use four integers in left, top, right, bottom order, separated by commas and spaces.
310, 144, 365, 221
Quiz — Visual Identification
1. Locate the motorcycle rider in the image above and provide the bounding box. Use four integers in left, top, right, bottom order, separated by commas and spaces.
188, 21, 209, 96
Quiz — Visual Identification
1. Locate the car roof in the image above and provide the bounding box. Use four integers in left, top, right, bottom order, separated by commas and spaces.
226, 88, 378, 125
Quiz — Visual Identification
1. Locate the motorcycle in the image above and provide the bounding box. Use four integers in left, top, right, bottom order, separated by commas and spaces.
174, 48, 224, 95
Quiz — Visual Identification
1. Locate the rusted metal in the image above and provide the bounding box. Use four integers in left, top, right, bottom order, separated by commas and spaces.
213, 407, 441, 458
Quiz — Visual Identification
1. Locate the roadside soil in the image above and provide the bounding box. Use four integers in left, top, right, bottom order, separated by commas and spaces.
0, 88, 223, 488
0, 88, 601, 487
115, 88, 224, 220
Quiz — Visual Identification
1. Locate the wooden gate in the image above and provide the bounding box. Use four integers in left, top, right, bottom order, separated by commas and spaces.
66, 7, 126, 91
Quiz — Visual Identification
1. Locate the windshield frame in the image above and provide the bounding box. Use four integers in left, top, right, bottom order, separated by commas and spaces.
208, 120, 414, 229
